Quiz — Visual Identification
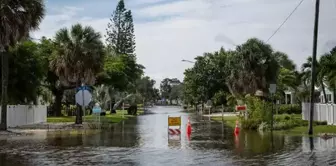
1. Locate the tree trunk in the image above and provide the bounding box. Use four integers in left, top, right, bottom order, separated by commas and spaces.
0, 49, 8, 130
225, 82, 236, 97
65, 103, 70, 116
143, 99, 145, 111
321, 80, 327, 103
75, 104, 83, 124
221, 104, 224, 121
54, 90, 63, 116
110, 97, 116, 114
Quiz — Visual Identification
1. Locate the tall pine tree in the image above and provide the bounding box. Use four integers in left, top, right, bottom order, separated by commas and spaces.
106, 0, 135, 55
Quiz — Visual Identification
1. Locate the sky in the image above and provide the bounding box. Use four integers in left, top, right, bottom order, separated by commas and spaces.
32, 0, 336, 87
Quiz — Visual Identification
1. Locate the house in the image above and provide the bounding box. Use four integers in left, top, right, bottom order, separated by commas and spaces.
284, 86, 321, 104
284, 90, 296, 104
319, 86, 334, 104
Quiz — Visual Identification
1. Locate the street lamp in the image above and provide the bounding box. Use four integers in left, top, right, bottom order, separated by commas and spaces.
181, 59, 195, 63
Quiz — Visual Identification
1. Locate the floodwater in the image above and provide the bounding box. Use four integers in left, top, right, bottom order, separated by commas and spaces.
0, 106, 336, 166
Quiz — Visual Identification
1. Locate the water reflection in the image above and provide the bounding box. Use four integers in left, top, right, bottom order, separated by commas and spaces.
0, 107, 335, 165
302, 136, 336, 152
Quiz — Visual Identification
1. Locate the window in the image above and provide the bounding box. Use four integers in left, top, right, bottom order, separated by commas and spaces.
327, 94, 332, 103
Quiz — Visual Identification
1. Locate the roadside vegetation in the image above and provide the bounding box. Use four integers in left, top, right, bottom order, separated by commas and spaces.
181, 30, 336, 134
0, 0, 160, 130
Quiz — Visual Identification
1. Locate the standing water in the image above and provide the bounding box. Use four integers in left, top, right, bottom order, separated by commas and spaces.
0, 106, 336, 166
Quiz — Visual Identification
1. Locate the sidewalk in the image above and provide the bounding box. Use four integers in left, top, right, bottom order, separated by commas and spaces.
202, 112, 238, 117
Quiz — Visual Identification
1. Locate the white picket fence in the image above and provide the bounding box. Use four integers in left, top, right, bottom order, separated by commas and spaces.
302, 103, 336, 125
0, 105, 47, 127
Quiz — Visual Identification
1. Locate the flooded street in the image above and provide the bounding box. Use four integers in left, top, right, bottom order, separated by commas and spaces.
0, 106, 336, 166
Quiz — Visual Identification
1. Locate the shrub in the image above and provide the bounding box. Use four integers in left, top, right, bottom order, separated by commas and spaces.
241, 119, 261, 130
273, 121, 295, 130
239, 98, 305, 131
240, 96, 272, 130
315, 121, 328, 125
275, 114, 291, 121
278, 104, 301, 114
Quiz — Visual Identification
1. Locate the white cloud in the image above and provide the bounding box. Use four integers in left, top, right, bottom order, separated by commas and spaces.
32, 0, 336, 87
134, 0, 210, 17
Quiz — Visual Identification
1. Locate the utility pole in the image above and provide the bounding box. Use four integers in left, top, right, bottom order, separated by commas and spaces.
308, 0, 320, 135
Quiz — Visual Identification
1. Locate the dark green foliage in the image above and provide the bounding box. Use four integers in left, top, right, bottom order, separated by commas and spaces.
278, 104, 301, 114
127, 104, 137, 115
136, 76, 157, 103
244, 96, 272, 124
98, 52, 144, 92
1, 0, 46, 130
0, 41, 45, 104
160, 78, 172, 100
160, 78, 182, 104
241, 119, 261, 130
212, 91, 227, 106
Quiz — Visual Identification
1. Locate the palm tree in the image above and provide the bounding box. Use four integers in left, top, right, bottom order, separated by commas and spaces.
50, 24, 104, 124
319, 51, 336, 103
0, 0, 45, 130
302, 56, 327, 103
273, 53, 300, 103
276, 68, 297, 97
227, 38, 279, 97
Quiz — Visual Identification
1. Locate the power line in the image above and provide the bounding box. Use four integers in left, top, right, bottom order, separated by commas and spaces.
266, 0, 305, 42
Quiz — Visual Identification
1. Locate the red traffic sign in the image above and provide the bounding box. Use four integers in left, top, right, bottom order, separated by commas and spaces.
236, 105, 246, 111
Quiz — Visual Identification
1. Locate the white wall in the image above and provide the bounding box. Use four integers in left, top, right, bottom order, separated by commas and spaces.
320, 89, 334, 104
302, 103, 336, 125
0, 105, 47, 127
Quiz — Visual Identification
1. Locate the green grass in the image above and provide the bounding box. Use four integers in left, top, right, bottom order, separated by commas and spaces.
212, 116, 238, 128
211, 114, 336, 136
286, 125, 336, 135
48, 109, 144, 123
47, 116, 75, 123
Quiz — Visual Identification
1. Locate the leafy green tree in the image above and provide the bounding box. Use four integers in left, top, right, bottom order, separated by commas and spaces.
183, 49, 231, 108
50, 24, 105, 124
0, 0, 45, 130
160, 78, 172, 103
183, 68, 199, 106
136, 76, 156, 105
96, 47, 144, 113
153, 88, 160, 102
0, 40, 45, 104
169, 83, 183, 105
106, 0, 135, 55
